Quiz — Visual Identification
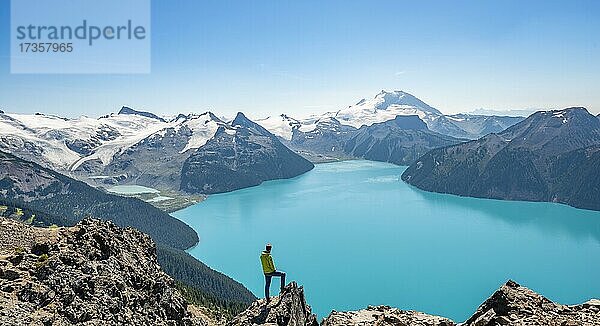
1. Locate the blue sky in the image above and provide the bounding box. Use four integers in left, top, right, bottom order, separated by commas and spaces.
1, 0, 599, 118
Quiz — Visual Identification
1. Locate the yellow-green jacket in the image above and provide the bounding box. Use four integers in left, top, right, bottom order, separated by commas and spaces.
260, 251, 276, 274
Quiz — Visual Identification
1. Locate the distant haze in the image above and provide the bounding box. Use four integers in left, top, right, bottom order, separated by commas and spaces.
469, 108, 543, 117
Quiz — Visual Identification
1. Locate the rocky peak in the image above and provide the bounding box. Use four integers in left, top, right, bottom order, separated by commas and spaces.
387, 115, 428, 130
118, 106, 166, 122
373, 90, 442, 115
497, 106, 600, 153
0, 217, 205, 325
463, 280, 600, 326
232, 112, 275, 137
233, 280, 599, 326
179, 111, 222, 123
227, 282, 318, 326
231, 112, 252, 126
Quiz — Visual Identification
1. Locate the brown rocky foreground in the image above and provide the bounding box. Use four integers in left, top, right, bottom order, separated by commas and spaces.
230, 281, 599, 326
0, 217, 210, 325
1, 217, 598, 325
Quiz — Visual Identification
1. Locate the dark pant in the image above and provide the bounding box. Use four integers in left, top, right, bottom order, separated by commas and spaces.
264, 271, 286, 299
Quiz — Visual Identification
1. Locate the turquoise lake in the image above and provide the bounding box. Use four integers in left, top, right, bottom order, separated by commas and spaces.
173, 160, 600, 322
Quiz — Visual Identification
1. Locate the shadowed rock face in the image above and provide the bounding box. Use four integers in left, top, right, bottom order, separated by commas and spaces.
181, 113, 314, 194
402, 107, 600, 211
343, 115, 464, 165
0, 218, 206, 326
227, 282, 318, 326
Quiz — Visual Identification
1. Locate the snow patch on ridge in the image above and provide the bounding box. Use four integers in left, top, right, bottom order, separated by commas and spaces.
255, 114, 300, 140
178, 113, 221, 153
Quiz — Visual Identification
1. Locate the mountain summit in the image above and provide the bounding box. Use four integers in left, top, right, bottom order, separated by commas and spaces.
258, 91, 524, 146
334, 90, 444, 129
118, 106, 166, 122
181, 112, 314, 194
357, 90, 442, 114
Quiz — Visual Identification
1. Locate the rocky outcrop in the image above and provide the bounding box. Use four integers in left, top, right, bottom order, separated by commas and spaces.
0, 217, 206, 325
227, 282, 318, 326
118, 106, 167, 122
233, 280, 598, 326
463, 280, 600, 326
322, 306, 454, 326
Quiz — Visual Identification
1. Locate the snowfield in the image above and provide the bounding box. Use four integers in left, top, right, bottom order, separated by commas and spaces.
255, 114, 300, 140
0, 108, 224, 172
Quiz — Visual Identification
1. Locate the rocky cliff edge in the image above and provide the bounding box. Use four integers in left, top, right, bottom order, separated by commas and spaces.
232, 280, 599, 326
0, 217, 210, 325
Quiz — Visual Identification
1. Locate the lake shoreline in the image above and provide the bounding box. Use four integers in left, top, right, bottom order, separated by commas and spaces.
173, 160, 600, 320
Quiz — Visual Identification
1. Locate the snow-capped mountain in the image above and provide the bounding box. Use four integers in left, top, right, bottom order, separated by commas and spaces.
331, 90, 527, 139
333, 90, 443, 128
0, 107, 226, 172
257, 90, 524, 141
254, 114, 301, 141
180, 112, 314, 194
0, 107, 312, 192
0, 109, 156, 170
254, 90, 524, 163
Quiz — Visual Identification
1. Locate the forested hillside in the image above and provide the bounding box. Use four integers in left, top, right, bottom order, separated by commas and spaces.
0, 150, 255, 315
402, 108, 600, 211
0, 150, 197, 249
157, 245, 256, 316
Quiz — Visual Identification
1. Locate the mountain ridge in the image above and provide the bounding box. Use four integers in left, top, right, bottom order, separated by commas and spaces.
180, 112, 314, 194
258, 90, 524, 142
0, 109, 313, 195
342, 115, 465, 165
402, 107, 600, 211
0, 149, 198, 249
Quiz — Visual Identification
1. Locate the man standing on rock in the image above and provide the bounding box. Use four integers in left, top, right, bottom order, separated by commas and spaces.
260, 243, 286, 302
